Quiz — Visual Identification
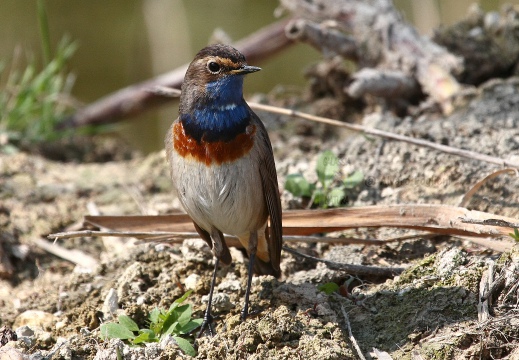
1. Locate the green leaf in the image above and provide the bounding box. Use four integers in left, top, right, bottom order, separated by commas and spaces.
312, 188, 327, 208
162, 307, 181, 334
510, 228, 519, 242
162, 321, 179, 337
100, 323, 136, 341
173, 336, 197, 357
318, 282, 339, 295
177, 319, 203, 335
169, 290, 193, 312
285, 174, 314, 197
149, 307, 161, 325
327, 187, 346, 207
176, 304, 193, 327
133, 329, 157, 345
316, 150, 339, 188
118, 315, 139, 332
343, 170, 364, 189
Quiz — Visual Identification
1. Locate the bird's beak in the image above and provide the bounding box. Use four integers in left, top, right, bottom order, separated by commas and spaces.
233, 65, 261, 75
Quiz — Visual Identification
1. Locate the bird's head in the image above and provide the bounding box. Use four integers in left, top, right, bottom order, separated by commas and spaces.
180, 44, 260, 113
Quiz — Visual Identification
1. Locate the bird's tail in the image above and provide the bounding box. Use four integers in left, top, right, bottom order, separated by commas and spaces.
252, 256, 281, 278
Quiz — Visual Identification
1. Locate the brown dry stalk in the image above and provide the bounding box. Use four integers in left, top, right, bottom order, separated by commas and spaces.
71, 204, 518, 238
459, 168, 519, 207
48, 230, 432, 248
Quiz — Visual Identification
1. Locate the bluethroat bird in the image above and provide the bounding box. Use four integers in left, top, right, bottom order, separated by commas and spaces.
165, 44, 282, 336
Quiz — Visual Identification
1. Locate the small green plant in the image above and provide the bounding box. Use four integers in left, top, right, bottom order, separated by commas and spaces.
0, 0, 78, 152
318, 282, 339, 295
285, 150, 363, 208
510, 228, 519, 242
100, 291, 202, 357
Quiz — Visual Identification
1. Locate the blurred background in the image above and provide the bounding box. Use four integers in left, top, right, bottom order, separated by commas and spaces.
1, 0, 517, 153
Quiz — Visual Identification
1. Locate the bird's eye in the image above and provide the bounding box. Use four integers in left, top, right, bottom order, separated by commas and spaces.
207, 61, 221, 74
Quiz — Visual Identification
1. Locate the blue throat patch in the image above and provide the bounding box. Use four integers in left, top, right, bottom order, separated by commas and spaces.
181, 75, 251, 143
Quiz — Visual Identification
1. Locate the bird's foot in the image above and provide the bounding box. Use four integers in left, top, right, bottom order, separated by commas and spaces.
240, 307, 262, 322
240, 306, 248, 323
197, 313, 215, 338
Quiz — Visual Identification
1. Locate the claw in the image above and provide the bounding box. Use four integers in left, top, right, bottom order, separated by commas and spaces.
197, 313, 215, 338
196, 257, 219, 338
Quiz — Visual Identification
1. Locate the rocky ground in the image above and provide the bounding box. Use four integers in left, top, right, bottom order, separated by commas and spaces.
1, 68, 519, 359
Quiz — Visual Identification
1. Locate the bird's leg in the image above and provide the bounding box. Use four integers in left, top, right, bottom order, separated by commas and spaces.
197, 257, 219, 338
241, 231, 258, 322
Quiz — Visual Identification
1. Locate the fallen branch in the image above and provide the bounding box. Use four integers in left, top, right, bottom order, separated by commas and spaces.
58, 18, 293, 129
285, 19, 358, 59
280, 0, 463, 108
346, 68, 419, 99
47, 205, 517, 269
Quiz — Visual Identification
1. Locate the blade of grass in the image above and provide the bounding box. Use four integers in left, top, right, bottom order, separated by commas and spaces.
37, 0, 51, 65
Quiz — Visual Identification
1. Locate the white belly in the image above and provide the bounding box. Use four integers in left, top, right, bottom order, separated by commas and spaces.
170, 152, 267, 236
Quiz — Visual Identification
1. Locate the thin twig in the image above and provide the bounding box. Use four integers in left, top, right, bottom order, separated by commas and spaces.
459, 168, 518, 207
49, 230, 200, 240
48, 229, 430, 246
247, 102, 519, 169
48, 229, 406, 277
457, 236, 512, 253
339, 301, 367, 360
282, 245, 405, 277
32, 238, 99, 269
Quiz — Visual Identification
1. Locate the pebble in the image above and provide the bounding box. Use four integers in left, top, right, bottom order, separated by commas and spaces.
55, 320, 67, 331
437, 247, 466, 277
180, 239, 212, 263
101, 288, 119, 320
201, 293, 234, 312
184, 274, 201, 290
0, 347, 25, 360
15, 326, 33, 338
116, 262, 144, 300
14, 326, 52, 349
217, 279, 241, 292
13, 310, 55, 330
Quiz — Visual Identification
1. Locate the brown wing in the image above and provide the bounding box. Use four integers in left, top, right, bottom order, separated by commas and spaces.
250, 109, 283, 274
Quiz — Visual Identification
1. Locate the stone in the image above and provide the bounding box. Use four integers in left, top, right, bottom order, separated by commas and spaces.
13, 311, 55, 331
